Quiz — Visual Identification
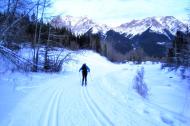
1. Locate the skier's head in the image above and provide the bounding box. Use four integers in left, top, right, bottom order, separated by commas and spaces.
83, 63, 86, 66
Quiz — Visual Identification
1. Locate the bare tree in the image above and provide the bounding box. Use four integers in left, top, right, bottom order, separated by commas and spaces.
1, 0, 38, 44
0, 0, 75, 72
32, 0, 51, 72
0, 0, 43, 71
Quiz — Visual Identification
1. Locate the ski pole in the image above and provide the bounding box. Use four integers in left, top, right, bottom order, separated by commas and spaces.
79, 71, 81, 84
89, 72, 93, 81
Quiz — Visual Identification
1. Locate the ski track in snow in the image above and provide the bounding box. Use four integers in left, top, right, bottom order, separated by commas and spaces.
2, 71, 189, 126
39, 86, 64, 126
1, 51, 190, 126
81, 87, 114, 126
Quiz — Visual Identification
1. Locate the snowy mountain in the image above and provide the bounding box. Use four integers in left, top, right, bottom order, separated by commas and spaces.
51, 15, 186, 39
114, 16, 187, 39
50, 15, 187, 57
50, 15, 110, 35
104, 16, 188, 57
51, 15, 186, 38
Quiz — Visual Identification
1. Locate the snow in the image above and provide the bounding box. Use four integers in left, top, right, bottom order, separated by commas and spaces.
157, 42, 166, 45
50, 15, 187, 39
50, 15, 186, 38
0, 49, 190, 126
115, 16, 187, 39
51, 15, 110, 35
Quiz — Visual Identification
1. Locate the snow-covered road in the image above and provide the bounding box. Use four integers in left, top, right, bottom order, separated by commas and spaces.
0, 50, 190, 126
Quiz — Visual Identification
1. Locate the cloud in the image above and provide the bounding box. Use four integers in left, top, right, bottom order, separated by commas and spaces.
50, 0, 189, 26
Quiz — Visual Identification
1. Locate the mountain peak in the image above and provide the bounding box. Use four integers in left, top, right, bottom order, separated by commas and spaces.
50, 15, 110, 35
115, 16, 186, 38
50, 15, 186, 38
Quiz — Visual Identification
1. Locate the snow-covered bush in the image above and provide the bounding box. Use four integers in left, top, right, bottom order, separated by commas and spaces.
133, 67, 148, 98
42, 48, 73, 72
0, 45, 33, 72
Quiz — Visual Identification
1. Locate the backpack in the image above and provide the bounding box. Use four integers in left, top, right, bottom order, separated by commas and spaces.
82, 64, 87, 72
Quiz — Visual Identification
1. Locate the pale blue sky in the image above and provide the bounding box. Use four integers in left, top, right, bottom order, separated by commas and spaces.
50, 0, 189, 26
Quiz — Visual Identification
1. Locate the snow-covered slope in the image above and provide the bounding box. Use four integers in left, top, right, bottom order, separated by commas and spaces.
156, 16, 187, 35
72, 17, 110, 35
51, 15, 186, 39
115, 16, 187, 38
51, 15, 79, 29
0, 48, 190, 126
51, 15, 110, 35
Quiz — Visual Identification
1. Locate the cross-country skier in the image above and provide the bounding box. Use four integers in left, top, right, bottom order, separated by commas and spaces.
79, 63, 90, 86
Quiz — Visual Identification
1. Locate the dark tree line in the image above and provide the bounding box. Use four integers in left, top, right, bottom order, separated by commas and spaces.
167, 30, 190, 66
164, 27, 190, 78
0, 11, 101, 51
0, 7, 102, 72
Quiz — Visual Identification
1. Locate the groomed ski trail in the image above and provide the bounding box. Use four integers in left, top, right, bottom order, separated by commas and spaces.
81, 87, 114, 126
1, 73, 107, 126
1, 50, 190, 126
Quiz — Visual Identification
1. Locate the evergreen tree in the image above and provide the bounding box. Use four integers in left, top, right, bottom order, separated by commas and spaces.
171, 30, 190, 67
165, 27, 190, 78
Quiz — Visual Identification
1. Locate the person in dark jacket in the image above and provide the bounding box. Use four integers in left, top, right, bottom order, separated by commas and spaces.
79, 63, 90, 86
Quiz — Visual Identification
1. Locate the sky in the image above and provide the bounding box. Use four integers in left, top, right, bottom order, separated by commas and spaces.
50, 0, 190, 26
